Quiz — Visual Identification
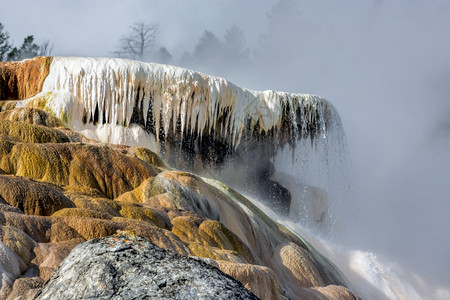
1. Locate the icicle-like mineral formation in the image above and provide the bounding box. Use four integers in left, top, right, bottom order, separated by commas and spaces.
38, 57, 336, 167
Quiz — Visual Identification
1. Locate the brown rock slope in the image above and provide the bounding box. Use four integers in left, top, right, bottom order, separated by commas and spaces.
0, 57, 52, 100
0, 107, 359, 300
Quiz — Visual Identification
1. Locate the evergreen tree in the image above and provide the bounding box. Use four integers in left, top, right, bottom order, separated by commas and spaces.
7, 35, 40, 61
0, 22, 12, 61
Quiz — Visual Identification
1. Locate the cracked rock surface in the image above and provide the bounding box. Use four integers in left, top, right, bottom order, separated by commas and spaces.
33, 233, 259, 300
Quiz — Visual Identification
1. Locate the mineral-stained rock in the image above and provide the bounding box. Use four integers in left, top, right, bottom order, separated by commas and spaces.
187, 241, 248, 263
117, 202, 172, 230
31, 238, 85, 281
0, 108, 61, 128
0, 175, 74, 216
0, 241, 27, 299
0, 120, 70, 144
6, 275, 43, 300
107, 217, 191, 256
34, 233, 259, 300
0, 107, 93, 143
0, 198, 23, 214
67, 193, 122, 216
0, 225, 37, 265
274, 242, 326, 288
48, 221, 83, 243
217, 261, 286, 300
106, 169, 358, 299
51, 207, 113, 220
312, 285, 359, 300
1, 141, 161, 199
0, 57, 51, 100
125, 146, 171, 170
0, 212, 52, 243
171, 216, 255, 264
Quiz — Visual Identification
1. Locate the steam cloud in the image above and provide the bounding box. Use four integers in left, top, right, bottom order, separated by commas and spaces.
1, 0, 449, 298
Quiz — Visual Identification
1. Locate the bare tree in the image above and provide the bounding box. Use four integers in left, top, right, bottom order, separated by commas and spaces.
115, 22, 158, 60
0, 22, 12, 61
39, 40, 54, 56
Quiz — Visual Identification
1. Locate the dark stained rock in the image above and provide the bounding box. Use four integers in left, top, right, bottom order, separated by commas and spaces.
255, 160, 291, 216
34, 233, 259, 300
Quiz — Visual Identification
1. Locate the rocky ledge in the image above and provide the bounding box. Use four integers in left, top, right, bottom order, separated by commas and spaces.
34, 233, 258, 300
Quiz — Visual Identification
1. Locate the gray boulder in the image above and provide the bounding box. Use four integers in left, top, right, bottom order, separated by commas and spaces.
33, 233, 259, 300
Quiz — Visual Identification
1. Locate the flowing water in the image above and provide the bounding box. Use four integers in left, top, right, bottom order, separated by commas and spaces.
248, 196, 424, 300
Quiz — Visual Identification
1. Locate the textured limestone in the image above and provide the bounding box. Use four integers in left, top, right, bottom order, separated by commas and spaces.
125, 146, 171, 170
0, 108, 61, 128
0, 175, 74, 216
146, 171, 354, 297
6, 275, 43, 300
274, 242, 326, 287
171, 216, 255, 264
312, 285, 359, 300
217, 261, 286, 300
51, 207, 113, 220
0, 138, 161, 199
117, 202, 172, 229
0, 120, 70, 143
0, 108, 89, 143
34, 234, 259, 300
31, 238, 84, 281
67, 193, 122, 216
0, 241, 27, 299
0, 96, 359, 299
0, 225, 37, 265
0, 212, 52, 243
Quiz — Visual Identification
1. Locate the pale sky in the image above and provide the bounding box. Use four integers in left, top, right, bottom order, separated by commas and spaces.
0, 0, 273, 58
1, 0, 450, 296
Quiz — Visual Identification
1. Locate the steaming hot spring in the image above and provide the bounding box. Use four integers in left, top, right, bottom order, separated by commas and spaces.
0, 56, 426, 299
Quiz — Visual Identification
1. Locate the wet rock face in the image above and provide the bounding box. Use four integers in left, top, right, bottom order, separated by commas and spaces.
34, 233, 259, 300
255, 160, 291, 216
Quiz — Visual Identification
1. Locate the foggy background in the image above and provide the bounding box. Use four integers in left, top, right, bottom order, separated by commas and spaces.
1, 0, 449, 296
